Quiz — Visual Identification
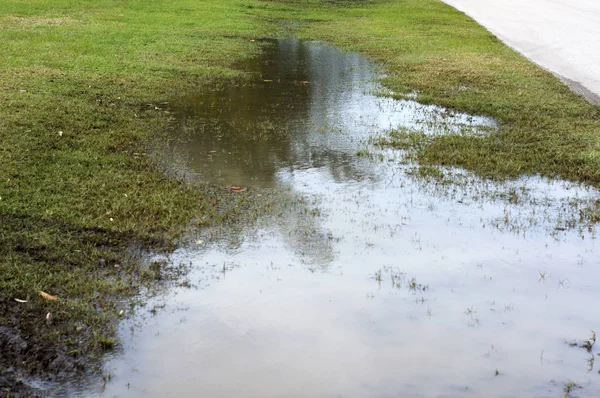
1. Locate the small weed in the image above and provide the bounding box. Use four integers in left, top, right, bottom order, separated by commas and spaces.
582, 330, 596, 352
356, 149, 373, 158
408, 278, 418, 291
97, 336, 116, 351
565, 330, 596, 353
407, 277, 428, 292
101, 372, 112, 386
373, 270, 383, 283
563, 380, 581, 398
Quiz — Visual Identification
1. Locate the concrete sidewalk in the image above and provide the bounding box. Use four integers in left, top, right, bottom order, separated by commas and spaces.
442, 0, 600, 105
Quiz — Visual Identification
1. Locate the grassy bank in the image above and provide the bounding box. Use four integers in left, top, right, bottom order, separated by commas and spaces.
2, 0, 600, 393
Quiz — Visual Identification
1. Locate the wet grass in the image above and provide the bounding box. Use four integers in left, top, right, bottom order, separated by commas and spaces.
3, 0, 600, 393
371, 130, 600, 235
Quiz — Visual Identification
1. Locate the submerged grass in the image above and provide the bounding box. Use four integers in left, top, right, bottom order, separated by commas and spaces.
2, 0, 600, 392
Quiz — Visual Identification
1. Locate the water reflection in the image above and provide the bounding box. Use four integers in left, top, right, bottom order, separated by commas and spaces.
159, 39, 495, 188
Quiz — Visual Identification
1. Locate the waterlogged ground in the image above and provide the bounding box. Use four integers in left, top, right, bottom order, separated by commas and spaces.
75, 40, 600, 397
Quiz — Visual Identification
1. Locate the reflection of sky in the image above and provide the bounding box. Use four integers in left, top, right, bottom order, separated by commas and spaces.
73, 41, 600, 398
78, 162, 600, 397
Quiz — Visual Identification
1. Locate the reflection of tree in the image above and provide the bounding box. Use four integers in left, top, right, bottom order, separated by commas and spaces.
152, 39, 393, 267
158, 38, 381, 188
195, 188, 336, 268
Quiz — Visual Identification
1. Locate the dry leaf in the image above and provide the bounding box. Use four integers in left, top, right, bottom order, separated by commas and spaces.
40, 291, 58, 301
227, 186, 247, 192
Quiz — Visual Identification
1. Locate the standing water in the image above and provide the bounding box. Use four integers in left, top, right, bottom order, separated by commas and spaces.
77, 40, 599, 397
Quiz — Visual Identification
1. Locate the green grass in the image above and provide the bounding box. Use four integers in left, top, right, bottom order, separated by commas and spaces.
2, 0, 600, 390
0, 0, 279, 386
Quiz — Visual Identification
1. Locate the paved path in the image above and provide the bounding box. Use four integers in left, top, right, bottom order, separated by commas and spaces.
442, 0, 600, 104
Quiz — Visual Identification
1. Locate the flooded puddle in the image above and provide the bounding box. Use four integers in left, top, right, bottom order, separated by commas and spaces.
158, 39, 495, 188
76, 40, 600, 397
